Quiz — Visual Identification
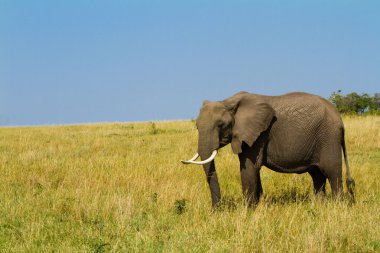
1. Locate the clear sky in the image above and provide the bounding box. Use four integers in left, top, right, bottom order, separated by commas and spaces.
1, 0, 379, 126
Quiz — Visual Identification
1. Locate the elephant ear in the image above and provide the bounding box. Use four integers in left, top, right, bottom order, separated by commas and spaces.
230, 99, 275, 154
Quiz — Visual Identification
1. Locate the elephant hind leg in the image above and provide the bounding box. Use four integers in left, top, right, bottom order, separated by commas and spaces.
327, 172, 343, 197
308, 167, 327, 196
318, 147, 344, 197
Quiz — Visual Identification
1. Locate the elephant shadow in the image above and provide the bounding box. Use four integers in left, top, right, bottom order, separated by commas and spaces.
217, 189, 312, 211
262, 189, 311, 205
216, 188, 354, 211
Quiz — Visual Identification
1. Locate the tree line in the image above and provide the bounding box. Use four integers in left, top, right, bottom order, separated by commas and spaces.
328, 90, 380, 115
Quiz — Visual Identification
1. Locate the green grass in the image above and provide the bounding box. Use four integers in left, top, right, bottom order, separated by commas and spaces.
0, 116, 379, 252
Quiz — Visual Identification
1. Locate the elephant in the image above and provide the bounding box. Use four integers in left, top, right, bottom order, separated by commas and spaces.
181, 91, 355, 208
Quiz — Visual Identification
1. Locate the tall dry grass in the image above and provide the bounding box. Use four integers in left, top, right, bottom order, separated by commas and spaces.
0, 116, 379, 252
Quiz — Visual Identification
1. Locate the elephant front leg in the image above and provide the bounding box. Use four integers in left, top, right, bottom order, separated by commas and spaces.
239, 154, 263, 206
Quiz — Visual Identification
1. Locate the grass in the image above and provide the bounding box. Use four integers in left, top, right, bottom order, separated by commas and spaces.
0, 116, 379, 252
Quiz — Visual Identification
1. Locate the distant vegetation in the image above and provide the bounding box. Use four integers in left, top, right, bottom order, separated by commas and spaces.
329, 90, 380, 114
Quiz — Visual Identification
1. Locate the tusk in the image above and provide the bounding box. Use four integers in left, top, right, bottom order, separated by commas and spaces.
181, 150, 217, 165
188, 153, 199, 162
181, 153, 198, 164
180, 153, 199, 164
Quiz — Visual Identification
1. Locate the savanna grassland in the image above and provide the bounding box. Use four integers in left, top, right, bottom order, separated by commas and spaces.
0, 116, 379, 252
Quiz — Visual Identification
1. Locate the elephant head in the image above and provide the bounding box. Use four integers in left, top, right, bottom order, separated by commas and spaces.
181, 92, 275, 207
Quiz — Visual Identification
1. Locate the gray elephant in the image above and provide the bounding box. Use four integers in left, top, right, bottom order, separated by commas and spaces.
181, 91, 355, 208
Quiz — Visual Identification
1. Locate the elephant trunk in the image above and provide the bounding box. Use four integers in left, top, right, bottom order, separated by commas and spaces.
198, 134, 221, 208
201, 160, 221, 208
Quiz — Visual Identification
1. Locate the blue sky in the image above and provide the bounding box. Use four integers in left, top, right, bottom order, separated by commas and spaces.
1, 0, 379, 126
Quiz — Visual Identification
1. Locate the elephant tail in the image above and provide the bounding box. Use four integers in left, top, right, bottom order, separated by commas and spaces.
342, 128, 355, 198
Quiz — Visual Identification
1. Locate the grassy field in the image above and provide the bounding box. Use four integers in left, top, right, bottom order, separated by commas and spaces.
0, 116, 379, 252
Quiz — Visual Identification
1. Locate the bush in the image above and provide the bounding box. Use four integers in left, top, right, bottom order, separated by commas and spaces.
329, 90, 380, 115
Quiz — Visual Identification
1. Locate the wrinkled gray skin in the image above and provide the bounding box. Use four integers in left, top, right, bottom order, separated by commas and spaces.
194, 91, 355, 208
